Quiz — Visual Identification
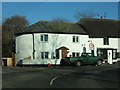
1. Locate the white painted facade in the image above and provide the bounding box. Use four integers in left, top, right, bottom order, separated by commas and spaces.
16, 33, 90, 65
15, 33, 119, 65
88, 38, 119, 64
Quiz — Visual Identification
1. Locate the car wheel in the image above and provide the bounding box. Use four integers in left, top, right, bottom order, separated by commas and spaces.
97, 60, 102, 66
76, 61, 81, 67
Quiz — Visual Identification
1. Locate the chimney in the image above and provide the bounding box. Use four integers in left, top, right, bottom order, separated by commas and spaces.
100, 16, 103, 19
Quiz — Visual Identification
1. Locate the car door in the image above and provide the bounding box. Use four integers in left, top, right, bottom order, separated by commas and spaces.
86, 54, 96, 64
81, 54, 89, 64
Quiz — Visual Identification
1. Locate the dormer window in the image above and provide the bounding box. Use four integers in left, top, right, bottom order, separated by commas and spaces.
103, 37, 109, 45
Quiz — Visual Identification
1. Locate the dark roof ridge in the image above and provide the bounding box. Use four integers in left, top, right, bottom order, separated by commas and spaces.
80, 18, 119, 22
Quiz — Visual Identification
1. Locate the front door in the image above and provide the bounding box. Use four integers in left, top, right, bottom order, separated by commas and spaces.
58, 46, 69, 60
107, 50, 113, 64
61, 49, 68, 59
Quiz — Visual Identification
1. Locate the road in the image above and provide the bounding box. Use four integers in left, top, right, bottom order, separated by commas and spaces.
2, 63, 120, 88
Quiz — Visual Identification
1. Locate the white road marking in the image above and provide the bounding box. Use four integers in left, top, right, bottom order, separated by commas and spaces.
49, 77, 58, 85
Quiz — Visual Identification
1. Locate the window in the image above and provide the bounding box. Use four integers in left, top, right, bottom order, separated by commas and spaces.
45, 52, 49, 59
117, 52, 120, 58
44, 35, 48, 41
97, 49, 103, 56
41, 52, 49, 59
76, 36, 79, 42
72, 52, 76, 57
41, 35, 43, 41
41, 52, 44, 59
76, 53, 79, 57
51, 52, 56, 59
73, 36, 75, 42
55, 49, 59, 59
97, 49, 107, 59
112, 50, 117, 59
103, 37, 109, 45
72, 52, 80, 57
72, 36, 79, 43
41, 34, 48, 42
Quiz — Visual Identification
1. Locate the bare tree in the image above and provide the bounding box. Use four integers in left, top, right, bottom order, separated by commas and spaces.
2, 15, 29, 57
3, 15, 29, 33
48, 18, 69, 65
52, 17, 69, 23
74, 10, 99, 20
50, 34, 64, 65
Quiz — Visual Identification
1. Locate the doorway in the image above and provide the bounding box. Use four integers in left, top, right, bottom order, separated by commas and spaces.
57, 46, 69, 59
3, 59, 7, 66
97, 48, 117, 64
107, 50, 112, 64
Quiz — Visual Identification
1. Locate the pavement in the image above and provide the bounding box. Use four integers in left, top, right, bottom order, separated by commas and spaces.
1, 62, 116, 74
2, 66, 45, 75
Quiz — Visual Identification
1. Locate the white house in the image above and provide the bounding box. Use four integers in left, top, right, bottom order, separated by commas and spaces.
15, 19, 120, 66
79, 18, 120, 64
15, 21, 90, 65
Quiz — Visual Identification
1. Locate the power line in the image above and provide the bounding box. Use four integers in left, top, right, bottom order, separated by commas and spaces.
4, 1, 43, 18
14, 2, 42, 15
4, 3, 36, 17
4, 3, 29, 16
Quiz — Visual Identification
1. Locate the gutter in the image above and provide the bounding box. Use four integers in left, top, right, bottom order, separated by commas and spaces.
32, 33, 35, 59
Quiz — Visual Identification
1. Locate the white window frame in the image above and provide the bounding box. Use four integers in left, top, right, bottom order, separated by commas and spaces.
103, 37, 109, 45
72, 36, 79, 43
72, 52, 80, 57
41, 52, 49, 59
40, 34, 48, 42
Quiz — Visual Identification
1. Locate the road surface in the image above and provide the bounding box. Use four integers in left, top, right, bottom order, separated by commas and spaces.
2, 63, 120, 88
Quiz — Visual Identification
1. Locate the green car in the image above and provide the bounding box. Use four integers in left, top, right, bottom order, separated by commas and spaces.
60, 53, 104, 67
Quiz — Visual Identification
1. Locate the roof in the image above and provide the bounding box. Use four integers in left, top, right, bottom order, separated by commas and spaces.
15, 21, 88, 36
78, 18, 119, 38
57, 46, 69, 50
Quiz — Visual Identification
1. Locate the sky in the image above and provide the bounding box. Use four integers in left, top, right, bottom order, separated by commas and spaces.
2, 2, 118, 25
1, 0, 120, 2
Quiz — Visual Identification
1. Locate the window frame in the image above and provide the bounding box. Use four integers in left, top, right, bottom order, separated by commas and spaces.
73, 36, 75, 42
40, 34, 48, 42
72, 52, 76, 57
103, 37, 109, 45
72, 52, 80, 57
117, 52, 120, 58
76, 53, 80, 57
112, 49, 117, 59
41, 52, 49, 59
72, 36, 79, 43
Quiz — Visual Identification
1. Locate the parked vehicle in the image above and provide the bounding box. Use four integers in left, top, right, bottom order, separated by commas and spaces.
60, 53, 104, 66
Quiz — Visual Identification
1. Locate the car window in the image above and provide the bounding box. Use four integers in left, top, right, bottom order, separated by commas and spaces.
87, 53, 90, 56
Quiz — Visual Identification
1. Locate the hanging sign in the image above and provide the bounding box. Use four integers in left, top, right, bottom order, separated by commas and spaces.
89, 43, 94, 50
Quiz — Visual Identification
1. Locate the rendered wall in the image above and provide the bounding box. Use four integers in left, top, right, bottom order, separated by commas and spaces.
16, 33, 119, 65
16, 33, 90, 65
